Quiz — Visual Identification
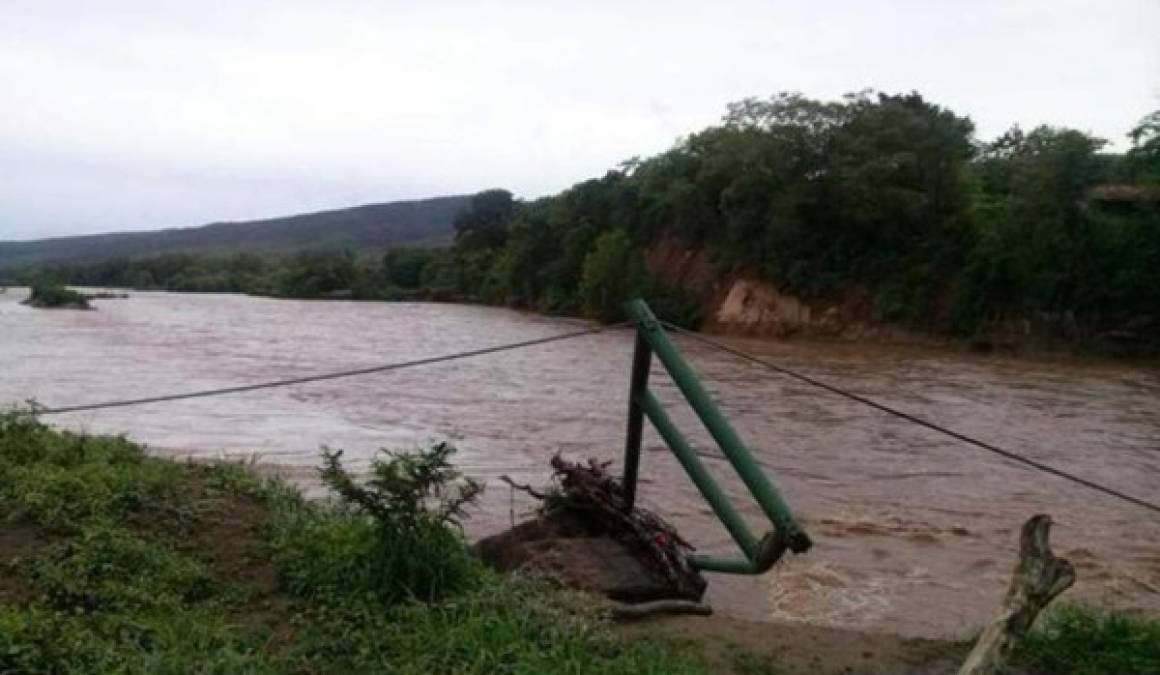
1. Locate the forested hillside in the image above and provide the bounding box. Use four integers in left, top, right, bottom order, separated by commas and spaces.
19, 92, 1160, 352
422, 93, 1160, 351
0, 195, 468, 271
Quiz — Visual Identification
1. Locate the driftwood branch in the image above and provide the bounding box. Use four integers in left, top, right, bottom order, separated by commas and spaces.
496, 455, 705, 601
958, 514, 1076, 675
499, 474, 548, 500
544, 455, 700, 593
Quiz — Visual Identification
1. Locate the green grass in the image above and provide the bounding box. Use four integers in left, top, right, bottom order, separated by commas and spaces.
1016, 603, 1160, 675
730, 652, 785, 675
0, 411, 709, 674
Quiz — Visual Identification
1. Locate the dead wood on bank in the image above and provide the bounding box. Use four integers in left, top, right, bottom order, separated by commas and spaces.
958, 514, 1075, 675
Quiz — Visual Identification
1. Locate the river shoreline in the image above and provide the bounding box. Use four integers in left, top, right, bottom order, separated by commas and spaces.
13, 283, 1160, 364
245, 287, 1160, 362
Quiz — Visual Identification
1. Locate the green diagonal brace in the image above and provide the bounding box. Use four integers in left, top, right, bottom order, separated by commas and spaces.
637, 389, 759, 560
622, 298, 811, 574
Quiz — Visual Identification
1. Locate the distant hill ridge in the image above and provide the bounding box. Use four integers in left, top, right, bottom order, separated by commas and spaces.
0, 195, 470, 270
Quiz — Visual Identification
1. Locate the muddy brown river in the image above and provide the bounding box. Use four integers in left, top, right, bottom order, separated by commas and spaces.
2, 288, 1158, 637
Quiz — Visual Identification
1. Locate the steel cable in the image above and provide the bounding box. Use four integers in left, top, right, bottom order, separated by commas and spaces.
661, 321, 1160, 516
34, 322, 629, 416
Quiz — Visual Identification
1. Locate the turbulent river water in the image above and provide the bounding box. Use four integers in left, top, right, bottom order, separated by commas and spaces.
2, 288, 1158, 637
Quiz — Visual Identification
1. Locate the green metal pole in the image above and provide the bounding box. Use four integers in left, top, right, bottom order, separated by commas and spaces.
638, 389, 759, 560
621, 332, 652, 511
626, 299, 811, 553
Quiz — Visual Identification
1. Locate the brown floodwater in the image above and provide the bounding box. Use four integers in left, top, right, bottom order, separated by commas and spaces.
1, 288, 1157, 637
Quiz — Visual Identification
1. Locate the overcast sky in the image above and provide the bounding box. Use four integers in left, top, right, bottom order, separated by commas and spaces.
2, 1, 1157, 241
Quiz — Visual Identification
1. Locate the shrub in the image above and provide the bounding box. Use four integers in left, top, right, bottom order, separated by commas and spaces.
275, 443, 484, 606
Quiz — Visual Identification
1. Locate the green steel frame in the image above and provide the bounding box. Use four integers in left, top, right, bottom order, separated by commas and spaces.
622, 299, 811, 573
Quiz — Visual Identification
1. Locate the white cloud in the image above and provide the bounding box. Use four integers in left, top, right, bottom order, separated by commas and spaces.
2, 0, 1157, 238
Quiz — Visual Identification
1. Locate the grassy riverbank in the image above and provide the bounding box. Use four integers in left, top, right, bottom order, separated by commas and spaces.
0, 412, 700, 673
1, 412, 1156, 673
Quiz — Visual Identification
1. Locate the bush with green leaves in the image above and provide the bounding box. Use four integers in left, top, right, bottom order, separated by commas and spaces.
275, 443, 485, 607
24, 281, 91, 309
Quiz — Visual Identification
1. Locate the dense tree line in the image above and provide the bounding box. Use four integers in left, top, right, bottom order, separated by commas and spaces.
422, 92, 1160, 346
26, 91, 1160, 350
23, 249, 416, 301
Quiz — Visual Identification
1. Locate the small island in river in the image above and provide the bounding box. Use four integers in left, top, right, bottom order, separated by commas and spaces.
22, 282, 93, 310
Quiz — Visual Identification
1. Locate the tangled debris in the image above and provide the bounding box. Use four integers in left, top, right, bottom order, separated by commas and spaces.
476, 455, 707, 608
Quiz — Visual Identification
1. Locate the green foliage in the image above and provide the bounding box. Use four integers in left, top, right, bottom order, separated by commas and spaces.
431, 92, 1158, 348
1127, 109, 1160, 181
25, 281, 91, 309
0, 413, 714, 674
0, 411, 277, 673
0, 606, 276, 674
422, 92, 981, 327
579, 229, 647, 321
957, 125, 1160, 343
33, 528, 212, 614
320, 443, 483, 527
731, 651, 786, 675
282, 444, 485, 605
276, 249, 355, 297
454, 189, 517, 250
0, 412, 185, 532
382, 246, 437, 289
288, 578, 705, 675
28, 252, 263, 295
30, 246, 429, 301
1017, 604, 1160, 675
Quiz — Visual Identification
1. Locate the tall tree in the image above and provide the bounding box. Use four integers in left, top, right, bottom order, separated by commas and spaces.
1127, 110, 1160, 182
453, 189, 517, 250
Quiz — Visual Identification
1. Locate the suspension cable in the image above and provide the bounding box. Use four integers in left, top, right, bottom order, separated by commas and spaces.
34, 322, 629, 416
662, 321, 1160, 516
